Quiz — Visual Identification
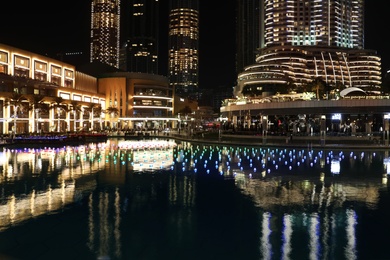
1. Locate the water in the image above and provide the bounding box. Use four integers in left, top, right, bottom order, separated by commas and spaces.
0, 138, 389, 260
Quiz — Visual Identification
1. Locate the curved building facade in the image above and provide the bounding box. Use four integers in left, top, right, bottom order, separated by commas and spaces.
234, 0, 380, 98
235, 46, 382, 97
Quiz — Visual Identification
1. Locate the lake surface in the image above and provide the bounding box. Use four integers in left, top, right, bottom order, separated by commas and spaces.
0, 138, 389, 260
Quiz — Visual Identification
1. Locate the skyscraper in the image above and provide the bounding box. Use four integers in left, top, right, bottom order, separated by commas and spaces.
263, 0, 364, 49
236, 0, 263, 75
119, 0, 159, 74
168, 0, 199, 99
90, 0, 121, 68
235, 0, 381, 97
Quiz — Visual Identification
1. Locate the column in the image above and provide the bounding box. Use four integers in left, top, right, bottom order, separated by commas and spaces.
262, 115, 268, 144
66, 111, 71, 132
29, 109, 34, 133
384, 114, 390, 146
320, 115, 326, 146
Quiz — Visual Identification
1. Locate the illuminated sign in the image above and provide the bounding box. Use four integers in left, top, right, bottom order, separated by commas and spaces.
331, 113, 341, 120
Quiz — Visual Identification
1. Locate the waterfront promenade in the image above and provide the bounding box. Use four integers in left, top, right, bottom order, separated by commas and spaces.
0, 130, 385, 150
137, 130, 386, 150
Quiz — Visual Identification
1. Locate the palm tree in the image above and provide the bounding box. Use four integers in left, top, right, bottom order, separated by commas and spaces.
309, 77, 326, 100
50, 97, 67, 132
4, 93, 26, 135
94, 104, 103, 131
105, 106, 119, 130
69, 100, 82, 132
84, 103, 102, 131
26, 95, 48, 133
177, 106, 192, 116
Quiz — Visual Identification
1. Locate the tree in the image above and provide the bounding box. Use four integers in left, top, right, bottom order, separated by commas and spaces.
177, 106, 192, 115
285, 77, 297, 93
27, 95, 48, 133
50, 97, 68, 132
4, 93, 26, 135
69, 100, 82, 132
105, 106, 119, 116
85, 103, 102, 131
93, 104, 103, 130
308, 77, 326, 100
105, 106, 119, 129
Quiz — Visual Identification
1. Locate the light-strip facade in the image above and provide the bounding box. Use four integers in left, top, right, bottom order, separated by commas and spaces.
90, 0, 121, 68
235, 0, 381, 98
168, 0, 199, 99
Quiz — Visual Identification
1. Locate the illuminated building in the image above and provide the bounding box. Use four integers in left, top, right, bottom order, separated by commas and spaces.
168, 0, 199, 99
119, 0, 159, 74
236, 0, 263, 75
98, 72, 174, 130
221, 0, 390, 143
234, 0, 381, 97
263, 0, 364, 49
90, 0, 121, 68
0, 43, 106, 134
0, 43, 175, 134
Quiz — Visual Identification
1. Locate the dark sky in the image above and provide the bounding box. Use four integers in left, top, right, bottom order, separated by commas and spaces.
0, 1, 387, 89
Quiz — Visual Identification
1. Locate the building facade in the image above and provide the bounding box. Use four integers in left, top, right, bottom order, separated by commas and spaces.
90, 0, 121, 68
119, 0, 159, 74
263, 0, 364, 49
98, 72, 174, 130
221, 0, 389, 141
234, 0, 380, 97
0, 44, 176, 135
236, 0, 263, 75
168, 0, 199, 99
0, 43, 106, 134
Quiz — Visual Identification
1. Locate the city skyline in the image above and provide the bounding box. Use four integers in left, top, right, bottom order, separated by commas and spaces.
1, 1, 388, 90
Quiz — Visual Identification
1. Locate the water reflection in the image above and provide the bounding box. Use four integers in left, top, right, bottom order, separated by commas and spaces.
0, 139, 389, 259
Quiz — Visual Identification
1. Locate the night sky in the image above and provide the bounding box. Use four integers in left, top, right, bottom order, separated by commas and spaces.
0, 1, 388, 90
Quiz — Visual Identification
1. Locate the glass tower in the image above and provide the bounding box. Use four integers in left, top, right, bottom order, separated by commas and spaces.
168, 0, 199, 99
119, 0, 159, 74
90, 0, 121, 68
236, 0, 263, 75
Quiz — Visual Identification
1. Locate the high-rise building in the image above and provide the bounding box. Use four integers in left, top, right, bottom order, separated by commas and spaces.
119, 0, 159, 74
264, 0, 364, 49
236, 0, 263, 75
235, 0, 381, 97
90, 0, 121, 68
168, 0, 199, 99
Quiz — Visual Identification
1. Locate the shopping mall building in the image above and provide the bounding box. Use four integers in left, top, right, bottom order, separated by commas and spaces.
0, 43, 176, 135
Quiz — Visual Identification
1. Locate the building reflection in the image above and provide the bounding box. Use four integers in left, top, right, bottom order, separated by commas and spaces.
233, 170, 381, 259
0, 143, 107, 231
172, 142, 387, 259
0, 140, 389, 259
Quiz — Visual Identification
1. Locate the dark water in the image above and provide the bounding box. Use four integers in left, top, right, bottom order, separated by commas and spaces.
0, 138, 389, 260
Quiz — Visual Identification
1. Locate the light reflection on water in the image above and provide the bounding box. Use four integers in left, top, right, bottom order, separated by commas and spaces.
0, 139, 389, 259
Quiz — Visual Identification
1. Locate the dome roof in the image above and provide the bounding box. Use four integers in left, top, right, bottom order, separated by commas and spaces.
340, 87, 366, 97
